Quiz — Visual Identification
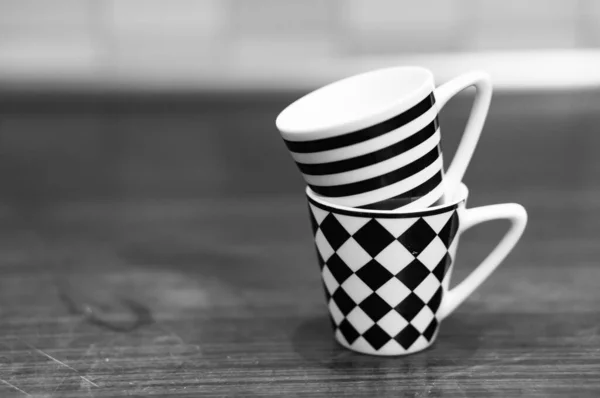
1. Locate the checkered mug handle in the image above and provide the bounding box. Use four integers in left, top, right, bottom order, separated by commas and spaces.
438, 203, 528, 320
435, 71, 492, 204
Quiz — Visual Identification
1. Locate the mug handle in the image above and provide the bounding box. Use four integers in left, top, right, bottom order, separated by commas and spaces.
434, 71, 492, 202
438, 203, 528, 320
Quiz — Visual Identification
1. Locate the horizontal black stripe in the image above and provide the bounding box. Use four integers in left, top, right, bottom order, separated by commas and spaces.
297, 117, 439, 176
283, 93, 435, 154
309, 146, 440, 197
359, 171, 443, 210
307, 189, 459, 219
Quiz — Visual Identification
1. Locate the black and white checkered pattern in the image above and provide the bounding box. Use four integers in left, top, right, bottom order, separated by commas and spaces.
308, 200, 460, 355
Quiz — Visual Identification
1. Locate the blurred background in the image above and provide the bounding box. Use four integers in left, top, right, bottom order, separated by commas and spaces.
0, 0, 599, 206
0, 3, 598, 394
1, 0, 600, 90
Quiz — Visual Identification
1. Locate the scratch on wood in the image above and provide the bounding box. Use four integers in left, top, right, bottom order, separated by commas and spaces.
0, 378, 31, 396
419, 353, 535, 396
53, 376, 67, 393
21, 340, 99, 388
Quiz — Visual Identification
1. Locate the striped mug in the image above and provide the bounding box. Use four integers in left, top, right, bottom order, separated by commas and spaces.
276, 66, 492, 211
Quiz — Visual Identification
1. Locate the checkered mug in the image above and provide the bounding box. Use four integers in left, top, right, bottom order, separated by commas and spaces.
306, 183, 527, 356
276, 66, 492, 211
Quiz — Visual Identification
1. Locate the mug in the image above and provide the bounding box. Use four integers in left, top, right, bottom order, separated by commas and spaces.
276, 66, 492, 211
305, 183, 527, 356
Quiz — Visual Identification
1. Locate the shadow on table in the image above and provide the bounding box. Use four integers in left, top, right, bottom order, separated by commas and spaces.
291, 312, 483, 373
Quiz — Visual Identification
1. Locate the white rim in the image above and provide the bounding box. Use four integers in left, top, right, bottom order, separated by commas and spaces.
306, 182, 469, 215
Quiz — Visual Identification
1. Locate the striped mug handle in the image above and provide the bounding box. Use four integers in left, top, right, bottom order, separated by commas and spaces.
434, 71, 492, 203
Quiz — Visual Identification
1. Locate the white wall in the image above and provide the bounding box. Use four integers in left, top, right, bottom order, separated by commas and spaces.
1, 0, 599, 90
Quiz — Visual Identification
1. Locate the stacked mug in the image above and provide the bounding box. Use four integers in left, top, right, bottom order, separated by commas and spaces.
275, 66, 527, 356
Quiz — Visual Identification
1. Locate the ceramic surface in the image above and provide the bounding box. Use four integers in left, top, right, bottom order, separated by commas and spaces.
306, 183, 527, 355
277, 67, 492, 210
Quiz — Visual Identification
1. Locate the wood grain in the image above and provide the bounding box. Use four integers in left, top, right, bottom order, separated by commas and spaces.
0, 89, 598, 396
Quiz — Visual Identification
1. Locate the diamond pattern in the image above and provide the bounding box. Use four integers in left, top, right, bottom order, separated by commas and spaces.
376, 217, 417, 238
375, 278, 411, 307
411, 306, 435, 333
315, 229, 334, 261
326, 253, 353, 284
341, 274, 372, 304
395, 324, 421, 349
353, 219, 395, 257
359, 293, 393, 322
418, 236, 447, 271
377, 310, 408, 336
413, 273, 441, 303
438, 210, 459, 248
422, 318, 438, 341
411, 335, 430, 352
309, 203, 328, 224
395, 293, 426, 321
374, 240, 414, 274
432, 253, 451, 282
398, 218, 437, 255
356, 260, 393, 291
423, 211, 453, 234
320, 214, 351, 251
328, 300, 344, 326
427, 287, 443, 313
337, 238, 371, 272
352, 337, 371, 352
332, 288, 356, 316
347, 307, 375, 334
363, 324, 393, 350
379, 339, 403, 353
339, 319, 360, 344
322, 266, 338, 295
334, 214, 370, 235
396, 259, 430, 290
310, 201, 460, 354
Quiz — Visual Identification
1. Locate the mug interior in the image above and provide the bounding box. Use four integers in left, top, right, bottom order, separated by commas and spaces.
307, 182, 469, 217
276, 66, 434, 139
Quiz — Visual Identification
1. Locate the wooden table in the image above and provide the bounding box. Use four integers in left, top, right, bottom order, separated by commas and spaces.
0, 88, 599, 396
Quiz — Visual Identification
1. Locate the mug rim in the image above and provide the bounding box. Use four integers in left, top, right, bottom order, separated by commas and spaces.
276, 66, 434, 141
306, 182, 468, 218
